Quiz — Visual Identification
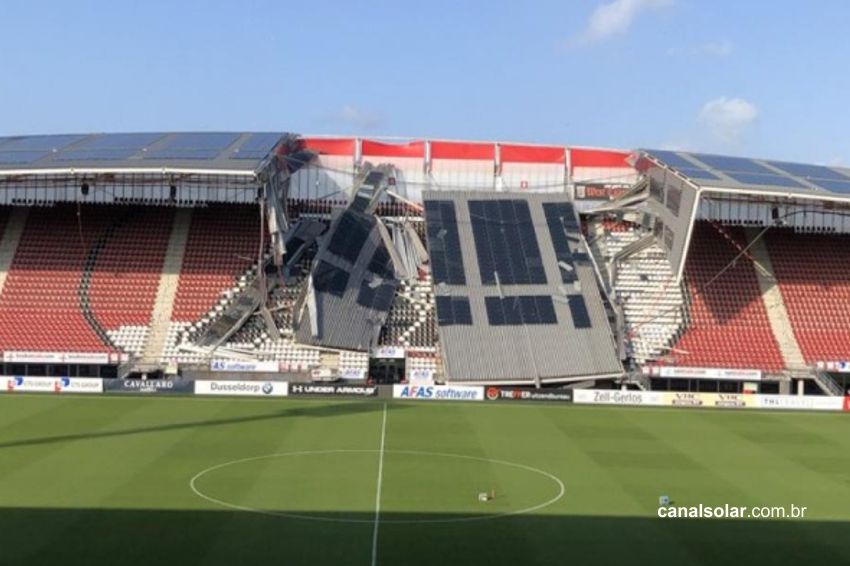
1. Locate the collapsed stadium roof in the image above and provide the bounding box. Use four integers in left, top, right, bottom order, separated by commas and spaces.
423, 190, 623, 384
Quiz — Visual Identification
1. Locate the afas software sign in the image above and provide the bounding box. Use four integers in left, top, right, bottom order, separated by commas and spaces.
393, 384, 484, 402
195, 380, 288, 397
3, 377, 103, 393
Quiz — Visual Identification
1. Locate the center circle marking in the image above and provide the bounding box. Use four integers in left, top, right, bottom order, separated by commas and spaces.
189, 449, 565, 524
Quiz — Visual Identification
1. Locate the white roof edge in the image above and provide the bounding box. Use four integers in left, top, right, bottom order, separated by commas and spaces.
701, 185, 850, 204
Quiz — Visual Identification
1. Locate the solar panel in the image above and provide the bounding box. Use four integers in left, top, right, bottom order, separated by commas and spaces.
543, 202, 577, 284
567, 295, 592, 329
328, 211, 372, 263
435, 296, 473, 326
424, 200, 466, 285
485, 296, 557, 326
53, 133, 164, 161
722, 172, 806, 189
690, 154, 776, 175
806, 178, 850, 193
357, 280, 396, 311
231, 133, 283, 160
0, 134, 87, 165
144, 132, 239, 160
470, 199, 546, 285
646, 150, 720, 181
766, 161, 850, 182
0, 134, 86, 151
312, 261, 350, 297
0, 151, 54, 164
367, 245, 394, 279
676, 167, 721, 181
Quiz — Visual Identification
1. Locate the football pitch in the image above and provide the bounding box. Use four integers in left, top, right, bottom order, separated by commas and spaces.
1, 395, 849, 566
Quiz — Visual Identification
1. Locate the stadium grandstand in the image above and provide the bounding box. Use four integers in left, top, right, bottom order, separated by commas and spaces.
0, 132, 849, 397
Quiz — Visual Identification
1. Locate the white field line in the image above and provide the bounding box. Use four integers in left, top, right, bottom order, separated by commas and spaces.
371, 403, 388, 566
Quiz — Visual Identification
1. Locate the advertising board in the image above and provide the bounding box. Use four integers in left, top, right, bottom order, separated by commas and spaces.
103, 378, 194, 395
2, 376, 103, 393
195, 380, 288, 397
573, 389, 665, 406
289, 383, 378, 397
485, 387, 572, 402
392, 384, 484, 401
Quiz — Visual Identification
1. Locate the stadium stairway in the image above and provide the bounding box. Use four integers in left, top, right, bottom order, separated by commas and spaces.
139, 208, 193, 368
744, 228, 807, 371
0, 208, 28, 295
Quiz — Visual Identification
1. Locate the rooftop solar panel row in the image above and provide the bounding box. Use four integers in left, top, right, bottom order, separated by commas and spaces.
435, 296, 473, 326
328, 211, 372, 264
485, 295, 557, 326
424, 200, 466, 285
691, 153, 776, 175
469, 199, 546, 285
722, 171, 806, 189
144, 132, 240, 160
567, 295, 592, 329
543, 202, 578, 284
766, 161, 850, 181
231, 133, 283, 160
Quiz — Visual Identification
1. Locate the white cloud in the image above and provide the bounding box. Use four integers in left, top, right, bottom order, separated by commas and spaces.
575, 0, 673, 44
698, 97, 758, 143
668, 39, 733, 57
322, 104, 384, 131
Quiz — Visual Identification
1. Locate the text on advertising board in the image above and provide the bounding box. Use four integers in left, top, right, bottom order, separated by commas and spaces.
289, 383, 378, 397
393, 385, 484, 401
195, 380, 288, 397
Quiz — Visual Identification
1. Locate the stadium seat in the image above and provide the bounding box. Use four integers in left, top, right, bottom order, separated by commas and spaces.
667, 222, 784, 371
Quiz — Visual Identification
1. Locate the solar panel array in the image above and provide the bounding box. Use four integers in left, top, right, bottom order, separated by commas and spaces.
328, 211, 372, 263
53, 133, 165, 162
435, 296, 473, 326
469, 199, 546, 285
767, 160, 850, 194
542, 202, 578, 284
485, 295, 557, 326
230, 132, 282, 160
0, 134, 87, 164
646, 150, 720, 181
143, 132, 240, 160
0, 133, 285, 168
646, 149, 850, 194
423, 200, 466, 285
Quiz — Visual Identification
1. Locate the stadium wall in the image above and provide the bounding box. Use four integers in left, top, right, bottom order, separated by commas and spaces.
295, 137, 634, 205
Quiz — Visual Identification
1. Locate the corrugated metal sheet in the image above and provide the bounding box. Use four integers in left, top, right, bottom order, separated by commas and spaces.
424, 191, 623, 383
295, 211, 398, 351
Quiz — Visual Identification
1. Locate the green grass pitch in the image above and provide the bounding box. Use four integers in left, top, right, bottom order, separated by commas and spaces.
1, 394, 849, 565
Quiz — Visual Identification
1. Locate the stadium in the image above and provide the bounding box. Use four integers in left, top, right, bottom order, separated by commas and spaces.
1, 132, 849, 565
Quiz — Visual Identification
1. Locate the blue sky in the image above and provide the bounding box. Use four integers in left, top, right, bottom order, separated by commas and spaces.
2, 0, 849, 163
